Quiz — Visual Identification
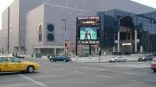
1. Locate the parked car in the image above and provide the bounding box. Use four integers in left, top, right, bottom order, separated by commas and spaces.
108, 56, 127, 63
151, 60, 156, 72
13, 53, 25, 58
153, 54, 156, 57
0, 55, 40, 73
138, 54, 153, 61
49, 55, 71, 62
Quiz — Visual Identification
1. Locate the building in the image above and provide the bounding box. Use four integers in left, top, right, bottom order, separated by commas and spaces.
0, 0, 97, 55
0, 0, 43, 54
0, 0, 156, 55
98, 9, 156, 55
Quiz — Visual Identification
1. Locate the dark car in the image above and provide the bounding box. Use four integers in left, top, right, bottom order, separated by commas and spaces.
49, 55, 71, 62
138, 54, 153, 61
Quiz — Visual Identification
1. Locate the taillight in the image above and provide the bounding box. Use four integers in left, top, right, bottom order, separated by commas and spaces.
151, 64, 155, 67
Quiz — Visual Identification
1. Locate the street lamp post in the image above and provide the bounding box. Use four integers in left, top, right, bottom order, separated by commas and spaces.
62, 19, 67, 55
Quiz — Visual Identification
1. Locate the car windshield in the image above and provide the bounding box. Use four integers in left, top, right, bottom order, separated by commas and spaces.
113, 56, 118, 58
139, 54, 145, 57
9, 57, 20, 62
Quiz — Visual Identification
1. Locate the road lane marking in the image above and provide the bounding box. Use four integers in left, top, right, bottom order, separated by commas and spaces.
146, 79, 156, 82
123, 72, 139, 75
80, 67, 109, 71
129, 80, 143, 83
59, 69, 65, 70
18, 74, 49, 87
97, 75, 112, 78
73, 71, 86, 74
97, 69, 107, 71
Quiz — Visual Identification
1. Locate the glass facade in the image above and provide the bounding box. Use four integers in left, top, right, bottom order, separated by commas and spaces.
133, 15, 156, 52
98, 9, 156, 52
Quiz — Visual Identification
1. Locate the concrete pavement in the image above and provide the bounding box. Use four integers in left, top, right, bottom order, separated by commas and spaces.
1, 58, 156, 87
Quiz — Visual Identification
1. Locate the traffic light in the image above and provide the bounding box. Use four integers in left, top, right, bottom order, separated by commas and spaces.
65, 41, 67, 47
65, 41, 69, 49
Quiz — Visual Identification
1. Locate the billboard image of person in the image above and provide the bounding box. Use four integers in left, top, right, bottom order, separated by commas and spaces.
80, 27, 97, 40
84, 29, 91, 39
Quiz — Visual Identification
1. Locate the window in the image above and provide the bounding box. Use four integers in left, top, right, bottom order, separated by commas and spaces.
38, 24, 42, 42
10, 25, 12, 31
0, 57, 9, 62
9, 57, 20, 62
0, 58, 3, 62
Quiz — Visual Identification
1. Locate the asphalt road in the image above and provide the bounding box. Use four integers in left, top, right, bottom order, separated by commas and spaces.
0, 58, 156, 87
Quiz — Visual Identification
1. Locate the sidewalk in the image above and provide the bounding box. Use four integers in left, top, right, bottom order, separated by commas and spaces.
24, 55, 156, 63
71, 55, 139, 63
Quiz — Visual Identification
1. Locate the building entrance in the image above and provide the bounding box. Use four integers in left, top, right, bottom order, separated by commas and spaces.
114, 16, 139, 55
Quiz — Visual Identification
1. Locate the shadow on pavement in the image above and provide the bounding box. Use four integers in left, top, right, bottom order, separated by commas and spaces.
0, 71, 40, 76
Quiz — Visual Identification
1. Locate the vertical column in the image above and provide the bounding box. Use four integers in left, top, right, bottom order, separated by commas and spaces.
7, 7, 10, 54
117, 31, 120, 52
113, 46, 116, 52
130, 28, 132, 52
19, 47, 21, 54
140, 46, 143, 53
38, 48, 41, 53
89, 45, 92, 59
135, 30, 137, 53
94, 45, 98, 54
54, 48, 56, 55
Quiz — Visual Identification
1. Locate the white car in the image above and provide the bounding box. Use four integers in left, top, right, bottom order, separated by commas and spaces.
108, 56, 127, 63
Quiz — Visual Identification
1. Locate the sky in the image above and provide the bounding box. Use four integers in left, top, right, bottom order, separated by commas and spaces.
0, 0, 14, 29
0, 0, 156, 29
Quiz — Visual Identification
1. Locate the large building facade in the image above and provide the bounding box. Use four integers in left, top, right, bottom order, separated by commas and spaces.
98, 9, 156, 55
0, 0, 156, 55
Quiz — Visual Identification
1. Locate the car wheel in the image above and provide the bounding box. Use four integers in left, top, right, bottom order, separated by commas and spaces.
153, 69, 156, 72
50, 59, 53, 62
109, 61, 112, 63
123, 59, 126, 62
27, 66, 34, 73
114, 59, 117, 63
65, 60, 68, 62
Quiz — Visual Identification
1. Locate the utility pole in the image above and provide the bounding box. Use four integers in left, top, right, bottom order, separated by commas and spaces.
62, 19, 67, 55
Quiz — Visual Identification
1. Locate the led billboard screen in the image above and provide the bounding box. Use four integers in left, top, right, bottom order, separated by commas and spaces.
80, 27, 97, 40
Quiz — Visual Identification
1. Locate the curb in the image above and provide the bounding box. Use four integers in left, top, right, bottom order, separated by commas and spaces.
72, 60, 140, 63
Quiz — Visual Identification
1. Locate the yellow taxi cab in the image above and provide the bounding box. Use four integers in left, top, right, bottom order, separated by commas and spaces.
0, 54, 40, 73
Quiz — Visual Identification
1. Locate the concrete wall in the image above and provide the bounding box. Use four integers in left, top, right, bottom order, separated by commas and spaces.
44, 0, 97, 15
1, 8, 9, 54
19, 0, 43, 47
1, 0, 43, 54
26, 4, 44, 55
9, 0, 20, 53
43, 0, 97, 46
97, 0, 156, 14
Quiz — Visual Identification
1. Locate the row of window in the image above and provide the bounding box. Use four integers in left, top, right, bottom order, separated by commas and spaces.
0, 57, 20, 63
